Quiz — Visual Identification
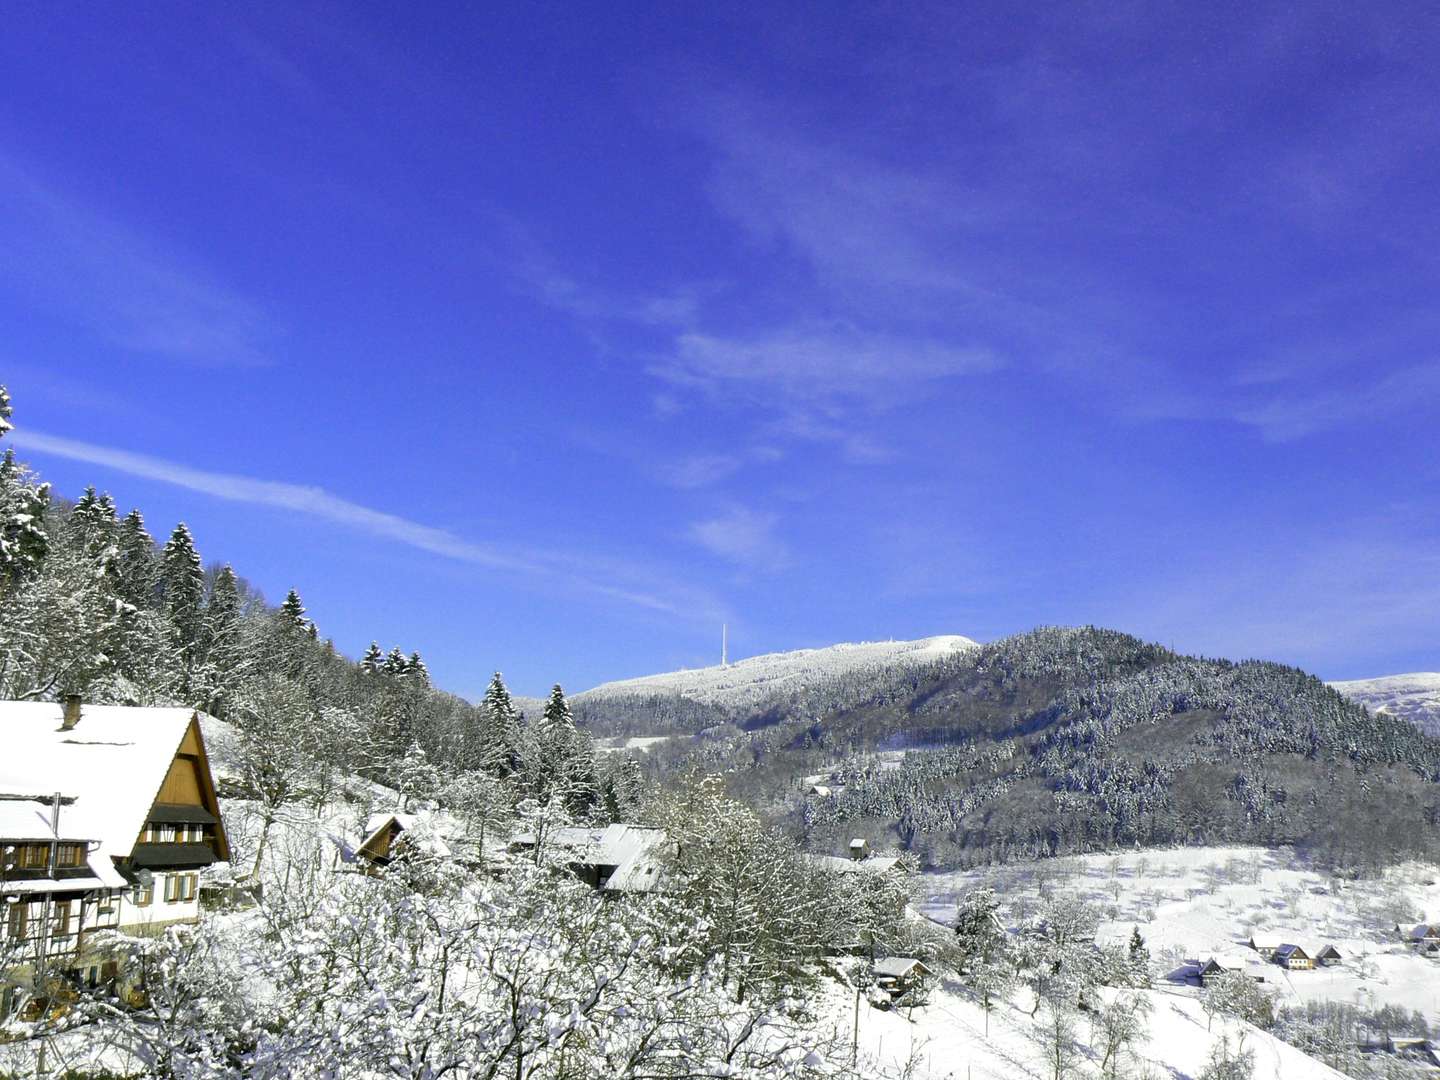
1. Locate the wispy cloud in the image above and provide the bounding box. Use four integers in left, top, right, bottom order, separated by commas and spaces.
687, 505, 789, 572
0, 154, 271, 366
12, 428, 721, 620
697, 96, 998, 301
658, 323, 999, 407
1233, 361, 1440, 442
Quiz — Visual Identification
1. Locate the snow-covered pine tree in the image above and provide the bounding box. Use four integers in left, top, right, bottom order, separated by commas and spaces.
114, 508, 159, 609
0, 446, 51, 587
479, 670, 524, 775
277, 588, 310, 633
384, 646, 408, 676
160, 523, 206, 654
195, 564, 247, 714
360, 641, 384, 673
405, 651, 429, 686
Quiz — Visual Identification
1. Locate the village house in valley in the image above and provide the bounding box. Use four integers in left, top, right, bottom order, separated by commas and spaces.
1, 698, 230, 1015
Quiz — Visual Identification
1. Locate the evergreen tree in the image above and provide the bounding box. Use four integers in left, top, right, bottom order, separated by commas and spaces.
384, 646, 408, 676
480, 671, 523, 775
537, 683, 595, 809
405, 651, 429, 686
540, 683, 574, 747
360, 641, 384, 674
197, 565, 246, 714
115, 509, 159, 609
0, 449, 51, 587
278, 589, 310, 633
1127, 925, 1152, 986
161, 523, 206, 651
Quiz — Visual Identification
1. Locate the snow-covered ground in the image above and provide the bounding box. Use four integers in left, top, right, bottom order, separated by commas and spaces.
915, 847, 1440, 1031
578, 635, 979, 710
822, 978, 1347, 1080
1330, 673, 1440, 737
595, 735, 674, 754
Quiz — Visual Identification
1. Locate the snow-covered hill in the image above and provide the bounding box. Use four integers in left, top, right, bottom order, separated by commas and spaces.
1329, 672, 1440, 737
577, 635, 979, 711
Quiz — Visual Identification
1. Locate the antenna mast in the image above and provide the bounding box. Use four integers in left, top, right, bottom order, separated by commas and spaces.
722, 623, 728, 667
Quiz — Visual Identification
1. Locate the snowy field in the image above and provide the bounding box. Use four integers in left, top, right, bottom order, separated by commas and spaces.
577, 635, 979, 710
595, 734, 674, 754
820, 978, 1347, 1080
915, 846, 1440, 1030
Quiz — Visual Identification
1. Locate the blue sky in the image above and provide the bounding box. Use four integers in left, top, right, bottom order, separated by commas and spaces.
3, 2, 1438, 697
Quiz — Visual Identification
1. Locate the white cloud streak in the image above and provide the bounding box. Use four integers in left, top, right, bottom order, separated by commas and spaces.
687, 505, 789, 573
12, 428, 716, 619
0, 154, 270, 366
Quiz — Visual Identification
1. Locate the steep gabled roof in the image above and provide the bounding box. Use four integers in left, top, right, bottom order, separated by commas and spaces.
358, 812, 453, 860
0, 702, 221, 888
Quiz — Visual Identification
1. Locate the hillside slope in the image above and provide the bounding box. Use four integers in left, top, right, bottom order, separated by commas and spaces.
574, 634, 979, 735
1330, 672, 1440, 737
637, 627, 1440, 870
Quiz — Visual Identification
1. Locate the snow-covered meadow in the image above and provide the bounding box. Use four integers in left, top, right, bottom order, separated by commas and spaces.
916, 846, 1440, 1031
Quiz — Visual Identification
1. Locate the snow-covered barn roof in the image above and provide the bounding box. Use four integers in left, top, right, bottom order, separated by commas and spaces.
544, 824, 672, 893
873, 957, 929, 979
0, 701, 211, 889
806, 853, 904, 875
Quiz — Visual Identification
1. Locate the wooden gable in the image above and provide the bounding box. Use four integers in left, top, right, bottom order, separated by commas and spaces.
358, 818, 404, 864
131, 715, 231, 862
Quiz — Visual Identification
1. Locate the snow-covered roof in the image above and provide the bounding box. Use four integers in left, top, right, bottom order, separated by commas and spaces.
0, 701, 207, 889
806, 853, 904, 875
545, 824, 672, 893
0, 798, 90, 842
1275, 943, 1311, 959
1406, 923, 1440, 940
1248, 933, 1283, 950
359, 812, 453, 859
873, 957, 929, 979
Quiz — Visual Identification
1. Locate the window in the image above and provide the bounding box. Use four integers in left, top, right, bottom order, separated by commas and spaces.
19, 844, 49, 869
97, 891, 115, 914
52, 900, 72, 938
56, 844, 84, 868
164, 872, 198, 904
132, 882, 153, 908
6, 903, 27, 940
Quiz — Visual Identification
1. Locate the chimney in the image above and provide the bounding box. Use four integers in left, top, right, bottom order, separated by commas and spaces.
61, 694, 82, 731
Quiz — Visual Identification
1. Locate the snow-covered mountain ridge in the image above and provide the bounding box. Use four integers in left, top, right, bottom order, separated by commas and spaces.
577, 634, 979, 710
1329, 671, 1440, 737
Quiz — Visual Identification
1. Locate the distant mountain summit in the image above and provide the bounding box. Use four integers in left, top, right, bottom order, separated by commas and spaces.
573, 635, 980, 736
579, 635, 979, 708
1330, 672, 1440, 737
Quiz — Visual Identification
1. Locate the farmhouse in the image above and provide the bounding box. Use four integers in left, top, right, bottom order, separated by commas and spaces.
517, 824, 672, 895
1248, 932, 1283, 953
1198, 954, 1267, 986
1314, 944, 1343, 966
1402, 923, 1440, 955
1, 698, 230, 1012
1273, 944, 1314, 970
